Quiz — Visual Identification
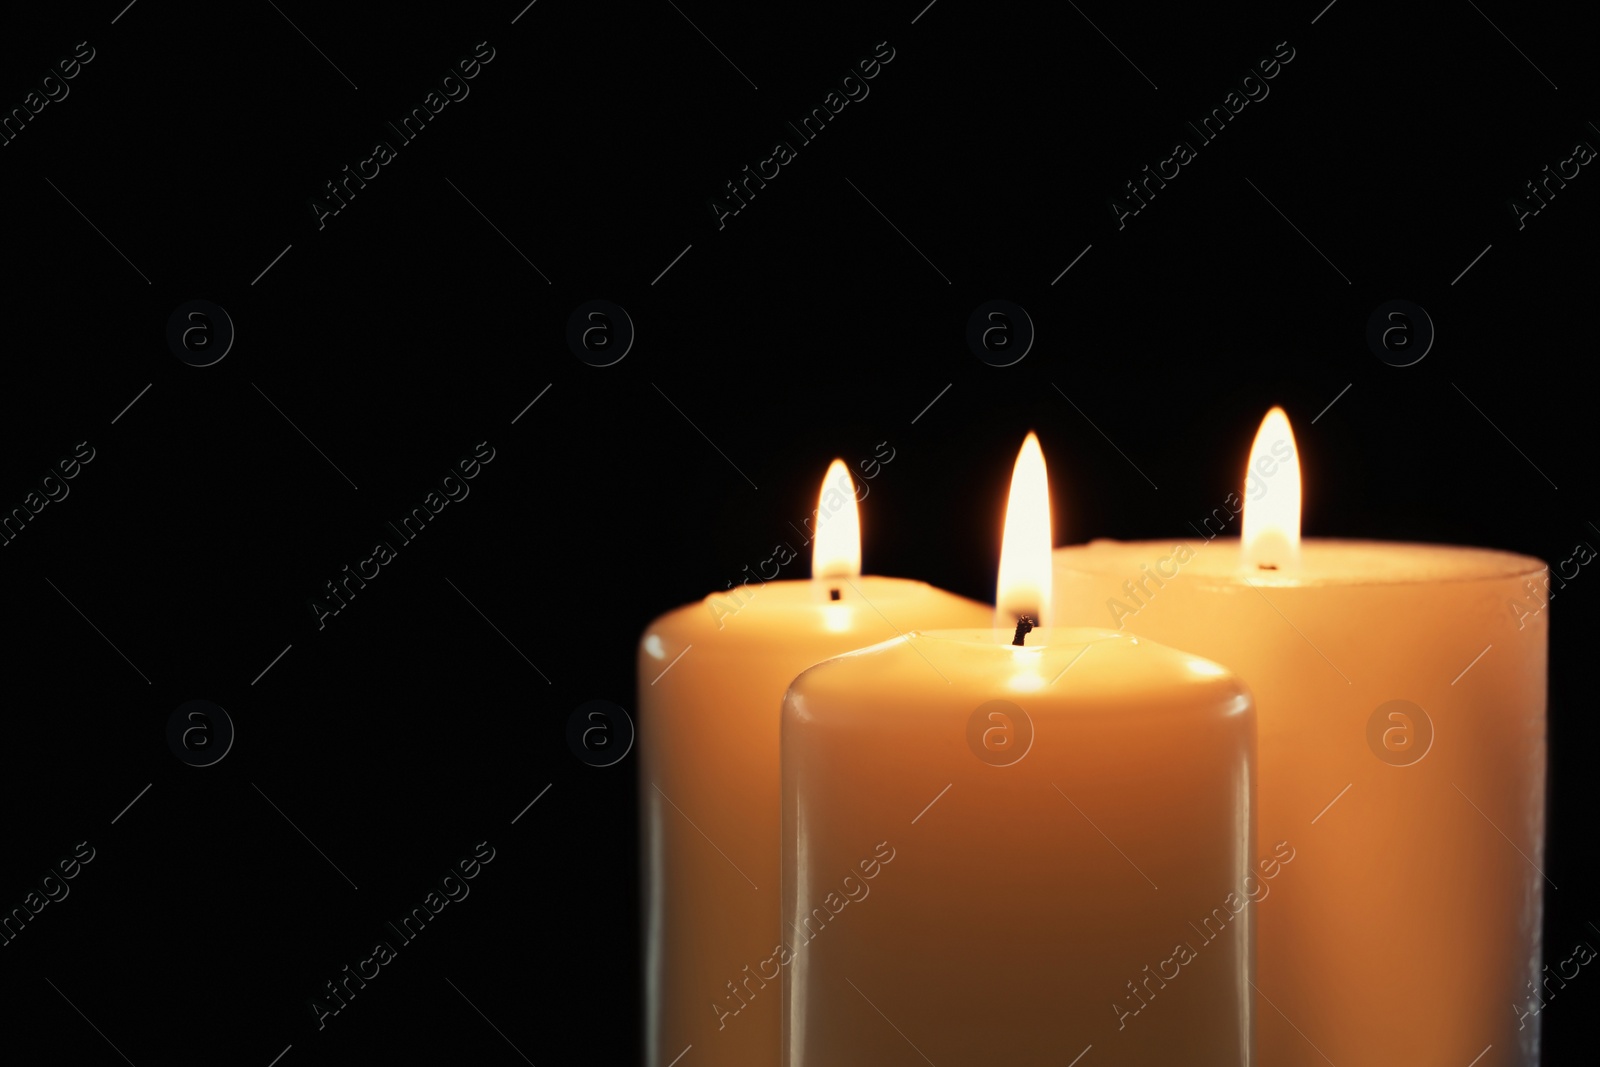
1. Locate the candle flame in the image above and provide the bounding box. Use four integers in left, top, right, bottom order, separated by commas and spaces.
1241, 406, 1301, 571
812, 459, 862, 579
996, 433, 1053, 627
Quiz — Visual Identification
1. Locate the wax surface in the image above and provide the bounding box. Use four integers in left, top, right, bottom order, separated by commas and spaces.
781, 628, 1255, 1066
1055, 538, 1548, 1067
639, 577, 990, 1067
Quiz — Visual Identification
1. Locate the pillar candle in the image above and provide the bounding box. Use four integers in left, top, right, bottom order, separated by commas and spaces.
1053, 408, 1548, 1067
639, 461, 990, 1067
781, 436, 1257, 1065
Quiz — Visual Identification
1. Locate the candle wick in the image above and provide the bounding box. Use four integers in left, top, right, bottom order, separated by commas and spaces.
1011, 615, 1036, 646
1258, 563, 1278, 571
829, 587, 841, 601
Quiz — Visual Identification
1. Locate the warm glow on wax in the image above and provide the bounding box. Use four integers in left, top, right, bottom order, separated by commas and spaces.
1241, 406, 1301, 572
640, 456, 991, 1067
783, 431, 1257, 1064
812, 459, 861, 579
996, 433, 1053, 627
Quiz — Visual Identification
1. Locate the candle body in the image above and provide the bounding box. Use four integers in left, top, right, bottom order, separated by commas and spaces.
781, 628, 1255, 1066
639, 578, 989, 1067
1054, 539, 1548, 1067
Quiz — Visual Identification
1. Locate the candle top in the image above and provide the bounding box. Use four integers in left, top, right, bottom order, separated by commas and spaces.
1054, 538, 1544, 588
788, 626, 1250, 713
642, 576, 989, 647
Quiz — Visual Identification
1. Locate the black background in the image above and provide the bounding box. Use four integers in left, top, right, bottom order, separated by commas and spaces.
1, 1, 1594, 1064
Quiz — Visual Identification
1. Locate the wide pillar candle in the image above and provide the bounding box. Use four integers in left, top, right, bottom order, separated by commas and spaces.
1055, 540, 1546, 1065
638, 462, 989, 1067
1052, 410, 1549, 1067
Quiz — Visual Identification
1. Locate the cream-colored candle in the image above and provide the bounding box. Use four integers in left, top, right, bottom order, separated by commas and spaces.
1053, 408, 1548, 1067
781, 436, 1256, 1065
639, 461, 990, 1067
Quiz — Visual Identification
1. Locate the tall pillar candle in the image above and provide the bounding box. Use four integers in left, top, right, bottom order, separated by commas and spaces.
781, 436, 1258, 1065
639, 461, 990, 1067
1053, 408, 1548, 1067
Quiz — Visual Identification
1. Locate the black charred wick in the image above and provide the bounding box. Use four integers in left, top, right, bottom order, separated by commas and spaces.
1011, 615, 1037, 646
829, 587, 842, 601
